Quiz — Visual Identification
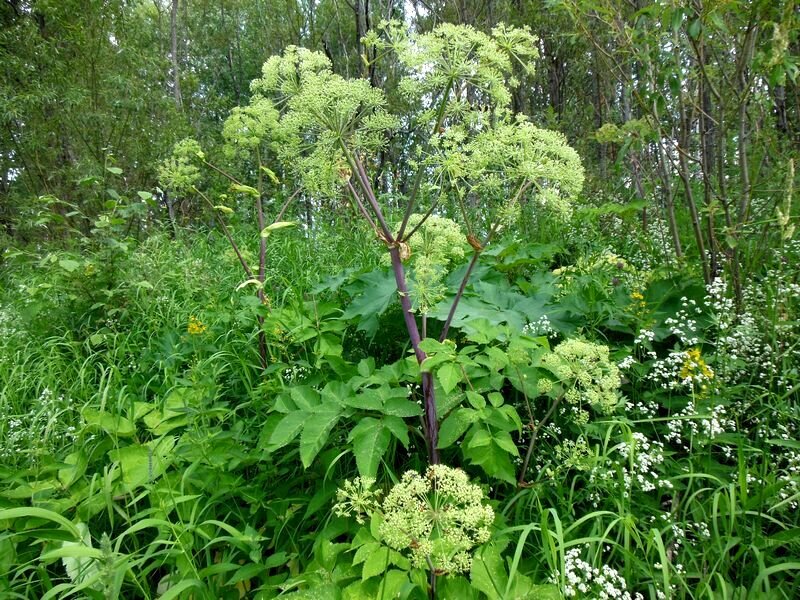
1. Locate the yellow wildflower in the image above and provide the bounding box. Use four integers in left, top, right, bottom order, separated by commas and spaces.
187, 316, 207, 335
680, 348, 713, 381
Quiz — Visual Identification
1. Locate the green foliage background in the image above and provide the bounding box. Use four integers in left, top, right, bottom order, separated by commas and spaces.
1, 1, 799, 599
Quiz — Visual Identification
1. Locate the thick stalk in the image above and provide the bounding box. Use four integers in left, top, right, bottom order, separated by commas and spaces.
388, 244, 439, 464
438, 180, 530, 342
255, 149, 268, 370
439, 251, 480, 343
397, 79, 454, 239
348, 153, 394, 242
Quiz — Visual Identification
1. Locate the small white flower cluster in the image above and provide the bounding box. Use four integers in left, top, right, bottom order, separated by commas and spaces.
281, 364, 308, 382
0, 387, 78, 465
615, 432, 673, 492
0, 307, 22, 340
708, 278, 774, 385
775, 450, 800, 511
552, 546, 643, 599
633, 329, 655, 347
664, 298, 702, 345
646, 348, 715, 391
665, 401, 736, 450
522, 315, 557, 339
618, 355, 637, 370
624, 399, 659, 419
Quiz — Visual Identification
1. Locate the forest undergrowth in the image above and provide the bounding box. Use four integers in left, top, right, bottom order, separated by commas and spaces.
1, 13, 799, 600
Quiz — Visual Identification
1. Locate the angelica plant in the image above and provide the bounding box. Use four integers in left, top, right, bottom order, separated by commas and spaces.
241, 21, 583, 463
333, 465, 494, 597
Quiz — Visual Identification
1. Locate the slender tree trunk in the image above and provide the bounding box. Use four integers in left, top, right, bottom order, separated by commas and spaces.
170, 0, 183, 109
731, 21, 758, 306
676, 68, 710, 283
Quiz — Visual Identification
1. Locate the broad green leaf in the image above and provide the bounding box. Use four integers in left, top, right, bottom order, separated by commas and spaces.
440, 576, 478, 598
467, 427, 492, 449
470, 544, 507, 600
482, 346, 509, 370
492, 430, 519, 455
382, 415, 409, 448
438, 363, 461, 394
342, 389, 384, 411
466, 391, 486, 410
383, 397, 422, 417
105, 166, 123, 175
290, 385, 321, 411
319, 380, 351, 405
377, 570, 410, 598
56, 523, 100, 588
341, 269, 398, 337
687, 18, 702, 39
361, 546, 390, 580
353, 541, 381, 565
108, 437, 175, 491
58, 450, 88, 488
58, 259, 81, 273
357, 358, 375, 377
438, 408, 477, 449
420, 352, 455, 372
487, 392, 505, 408
300, 406, 341, 467
267, 411, 307, 449
418, 338, 456, 354
349, 417, 391, 478
82, 408, 135, 437
463, 433, 517, 484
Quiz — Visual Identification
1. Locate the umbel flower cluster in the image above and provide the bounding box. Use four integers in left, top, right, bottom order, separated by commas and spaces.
333, 465, 494, 575
382, 214, 466, 314
541, 339, 622, 415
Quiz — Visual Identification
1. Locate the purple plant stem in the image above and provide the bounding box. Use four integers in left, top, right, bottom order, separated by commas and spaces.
388, 244, 440, 464
439, 250, 480, 343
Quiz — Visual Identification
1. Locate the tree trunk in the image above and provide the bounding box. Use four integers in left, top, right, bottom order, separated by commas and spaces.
170, 0, 183, 109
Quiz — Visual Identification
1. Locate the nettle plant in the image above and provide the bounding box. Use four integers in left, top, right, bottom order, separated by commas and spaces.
249, 21, 583, 462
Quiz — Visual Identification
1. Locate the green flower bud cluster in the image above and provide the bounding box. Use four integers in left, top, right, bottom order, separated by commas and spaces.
380, 465, 494, 574
554, 437, 592, 473
158, 138, 203, 194
426, 115, 583, 226
541, 339, 622, 414
400, 214, 466, 314
248, 46, 398, 197
222, 96, 279, 159
366, 21, 538, 111
332, 476, 381, 525
333, 466, 494, 576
